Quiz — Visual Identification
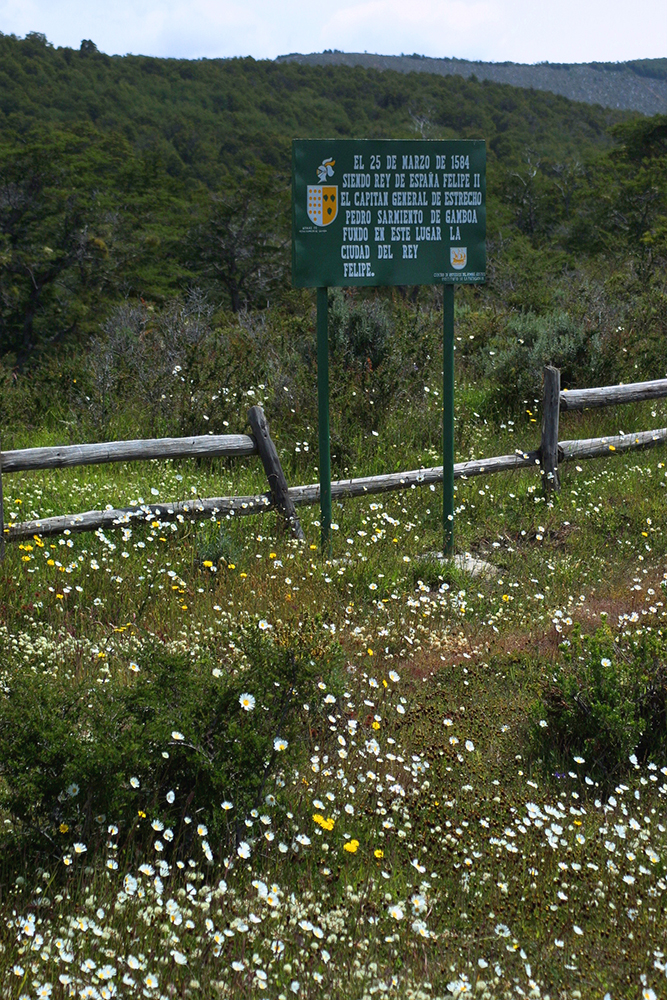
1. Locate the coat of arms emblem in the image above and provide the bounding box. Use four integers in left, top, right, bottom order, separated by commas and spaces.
306, 158, 338, 227
450, 247, 467, 270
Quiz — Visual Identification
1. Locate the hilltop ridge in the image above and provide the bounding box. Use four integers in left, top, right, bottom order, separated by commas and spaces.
276, 52, 667, 116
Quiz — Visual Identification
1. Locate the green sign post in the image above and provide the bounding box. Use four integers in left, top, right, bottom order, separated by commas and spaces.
292, 139, 486, 552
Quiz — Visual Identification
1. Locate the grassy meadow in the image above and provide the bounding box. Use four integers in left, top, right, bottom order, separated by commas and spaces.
1, 290, 667, 1000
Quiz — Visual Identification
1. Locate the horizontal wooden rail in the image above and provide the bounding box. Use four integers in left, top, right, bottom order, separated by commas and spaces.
560, 426, 667, 460
560, 378, 667, 411
3, 453, 538, 540
0, 433, 257, 474
7, 425, 667, 542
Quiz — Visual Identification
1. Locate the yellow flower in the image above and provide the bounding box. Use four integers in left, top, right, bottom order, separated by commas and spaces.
240, 572, 247, 578
382, 679, 388, 688
374, 849, 384, 859
313, 814, 335, 831
343, 839, 359, 854
372, 721, 380, 730
47, 559, 55, 566
59, 823, 69, 834
367, 649, 373, 656
609, 445, 615, 451
203, 560, 213, 568
228, 563, 235, 570
270, 552, 277, 559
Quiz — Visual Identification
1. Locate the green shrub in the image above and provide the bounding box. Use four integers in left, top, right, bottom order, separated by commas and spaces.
530, 625, 667, 781
483, 310, 606, 413
328, 288, 392, 374
0, 616, 343, 859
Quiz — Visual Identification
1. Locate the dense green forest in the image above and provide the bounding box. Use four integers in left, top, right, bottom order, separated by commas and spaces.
0, 30, 665, 381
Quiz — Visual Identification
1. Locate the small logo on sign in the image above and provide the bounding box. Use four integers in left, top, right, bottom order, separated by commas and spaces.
450, 247, 467, 270
317, 157, 335, 182
307, 185, 338, 227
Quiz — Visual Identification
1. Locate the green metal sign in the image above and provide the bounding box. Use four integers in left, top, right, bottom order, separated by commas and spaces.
292, 139, 486, 287
292, 138, 486, 555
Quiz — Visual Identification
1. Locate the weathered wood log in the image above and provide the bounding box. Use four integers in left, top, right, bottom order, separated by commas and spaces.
560, 378, 667, 411
247, 405, 305, 541
541, 365, 561, 491
290, 450, 541, 506
0, 433, 257, 473
5, 494, 275, 541
560, 426, 667, 460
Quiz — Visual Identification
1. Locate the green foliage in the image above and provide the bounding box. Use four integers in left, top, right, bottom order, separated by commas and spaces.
483, 309, 607, 411
0, 31, 665, 430
0, 617, 344, 857
610, 113, 667, 161
603, 57, 667, 82
0, 124, 192, 357
0, 31, 635, 356
186, 169, 289, 312
328, 288, 392, 374
530, 625, 667, 780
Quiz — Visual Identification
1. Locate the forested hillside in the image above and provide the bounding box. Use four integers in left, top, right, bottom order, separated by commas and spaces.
0, 30, 665, 365
278, 52, 667, 116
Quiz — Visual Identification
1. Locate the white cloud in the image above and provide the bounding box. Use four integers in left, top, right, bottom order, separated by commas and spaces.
0, 0, 664, 63
320, 0, 498, 60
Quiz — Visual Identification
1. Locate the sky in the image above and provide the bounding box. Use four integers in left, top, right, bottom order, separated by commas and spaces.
0, 0, 665, 65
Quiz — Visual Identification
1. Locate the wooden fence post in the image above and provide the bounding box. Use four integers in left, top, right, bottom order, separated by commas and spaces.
541, 365, 561, 491
247, 406, 305, 542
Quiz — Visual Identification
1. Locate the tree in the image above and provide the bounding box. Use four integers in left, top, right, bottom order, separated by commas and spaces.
0, 136, 92, 356
0, 125, 172, 359
187, 170, 288, 312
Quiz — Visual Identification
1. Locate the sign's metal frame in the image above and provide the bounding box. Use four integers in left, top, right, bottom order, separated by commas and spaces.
291, 138, 487, 553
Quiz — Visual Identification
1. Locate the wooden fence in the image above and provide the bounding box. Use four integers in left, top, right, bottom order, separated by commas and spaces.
539, 368, 667, 490
2, 371, 667, 552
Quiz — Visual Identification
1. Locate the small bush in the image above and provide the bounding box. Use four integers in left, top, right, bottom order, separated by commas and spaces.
0, 616, 344, 859
328, 288, 392, 374
530, 625, 667, 781
483, 310, 605, 413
